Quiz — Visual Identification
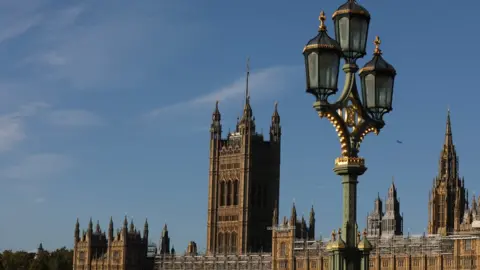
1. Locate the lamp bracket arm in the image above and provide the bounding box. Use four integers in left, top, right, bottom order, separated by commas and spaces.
332, 70, 356, 108
316, 104, 352, 157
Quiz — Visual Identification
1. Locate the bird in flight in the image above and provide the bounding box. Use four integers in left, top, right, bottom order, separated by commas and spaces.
396, 140, 403, 144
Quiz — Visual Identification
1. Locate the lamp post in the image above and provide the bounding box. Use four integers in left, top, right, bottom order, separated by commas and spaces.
302, 0, 397, 269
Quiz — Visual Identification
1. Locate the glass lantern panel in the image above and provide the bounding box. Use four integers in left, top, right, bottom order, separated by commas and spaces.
365, 74, 376, 108
318, 52, 339, 90
377, 75, 394, 108
350, 17, 368, 55
308, 52, 319, 88
338, 17, 350, 51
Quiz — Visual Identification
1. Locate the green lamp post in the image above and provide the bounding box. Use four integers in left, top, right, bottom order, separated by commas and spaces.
303, 0, 397, 269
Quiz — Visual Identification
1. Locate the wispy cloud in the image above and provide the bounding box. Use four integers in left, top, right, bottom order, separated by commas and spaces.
0, 14, 42, 44
16, 3, 204, 91
0, 102, 49, 152
45, 109, 104, 128
148, 65, 300, 117
1, 153, 74, 181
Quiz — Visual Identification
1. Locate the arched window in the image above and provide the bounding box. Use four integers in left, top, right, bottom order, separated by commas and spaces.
218, 233, 224, 253
280, 242, 286, 256
231, 232, 237, 254
233, 180, 239, 205
219, 181, 226, 206
224, 232, 230, 253
227, 181, 232, 206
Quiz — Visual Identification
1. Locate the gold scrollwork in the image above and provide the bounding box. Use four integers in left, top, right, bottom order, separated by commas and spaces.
345, 105, 356, 127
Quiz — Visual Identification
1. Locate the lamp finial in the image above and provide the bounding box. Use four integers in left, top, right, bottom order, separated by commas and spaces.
374, 36, 382, 55
318, 11, 327, 31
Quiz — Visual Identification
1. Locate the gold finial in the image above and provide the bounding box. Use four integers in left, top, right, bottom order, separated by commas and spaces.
331, 230, 336, 241
373, 36, 382, 55
318, 11, 326, 31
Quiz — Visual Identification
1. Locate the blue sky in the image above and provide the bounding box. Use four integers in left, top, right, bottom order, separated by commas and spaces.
0, 0, 477, 252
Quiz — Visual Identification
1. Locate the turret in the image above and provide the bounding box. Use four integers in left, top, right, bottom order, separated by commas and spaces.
210, 101, 222, 140
160, 224, 170, 255
366, 194, 383, 237
108, 217, 114, 241
87, 218, 93, 237
308, 205, 315, 240
289, 202, 297, 226
300, 216, 307, 239
273, 200, 278, 226
269, 102, 281, 143
382, 179, 403, 236
95, 220, 101, 234
186, 241, 198, 256
75, 218, 80, 243
143, 218, 149, 241
123, 216, 128, 230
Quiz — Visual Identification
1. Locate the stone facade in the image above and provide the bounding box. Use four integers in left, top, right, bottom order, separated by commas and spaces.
72, 217, 153, 270
74, 105, 480, 270
206, 89, 281, 255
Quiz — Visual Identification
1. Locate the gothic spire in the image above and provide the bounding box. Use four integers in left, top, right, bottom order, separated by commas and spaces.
439, 109, 458, 180
210, 101, 222, 137
272, 200, 278, 226
129, 219, 135, 233
96, 220, 101, 233
373, 193, 383, 214
88, 217, 93, 232
270, 101, 281, 142
290, 202, 297, 225
309, 205, 315, 224
212, 101, 221, 122
242, 57, 253, 119
445, 109, 452, 146
238, 57, 255, 134
75, 218, 80, 242
388, 177, 397, 198
308, 205, 316, 240
108, 217, 114, 240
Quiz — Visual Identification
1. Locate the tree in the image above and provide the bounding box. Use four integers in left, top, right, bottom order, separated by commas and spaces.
0, 248, 73, 270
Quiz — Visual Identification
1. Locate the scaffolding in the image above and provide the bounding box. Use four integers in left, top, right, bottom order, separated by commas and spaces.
155, 253, 272, 270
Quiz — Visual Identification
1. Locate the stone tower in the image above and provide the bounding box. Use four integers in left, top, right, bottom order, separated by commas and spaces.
381, 180, 403, 236
366, 194, 383, 237
428, 110, 466, 235
206, 61, 281, 255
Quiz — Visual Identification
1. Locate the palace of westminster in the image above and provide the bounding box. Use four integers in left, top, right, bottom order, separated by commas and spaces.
72, 80, 480, 270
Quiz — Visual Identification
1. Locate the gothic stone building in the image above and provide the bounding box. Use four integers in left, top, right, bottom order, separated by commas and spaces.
74, 94, 480, 270
73, 217, 154, 270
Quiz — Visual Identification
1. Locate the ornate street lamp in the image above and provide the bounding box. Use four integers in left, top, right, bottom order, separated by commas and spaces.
303, 0, 396, 269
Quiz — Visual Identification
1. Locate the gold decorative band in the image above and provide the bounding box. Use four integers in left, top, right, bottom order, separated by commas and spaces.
303, 44, 339, 53
359, 66, 396, 74
335, 156, 365, 166
332, 9, 370, 19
